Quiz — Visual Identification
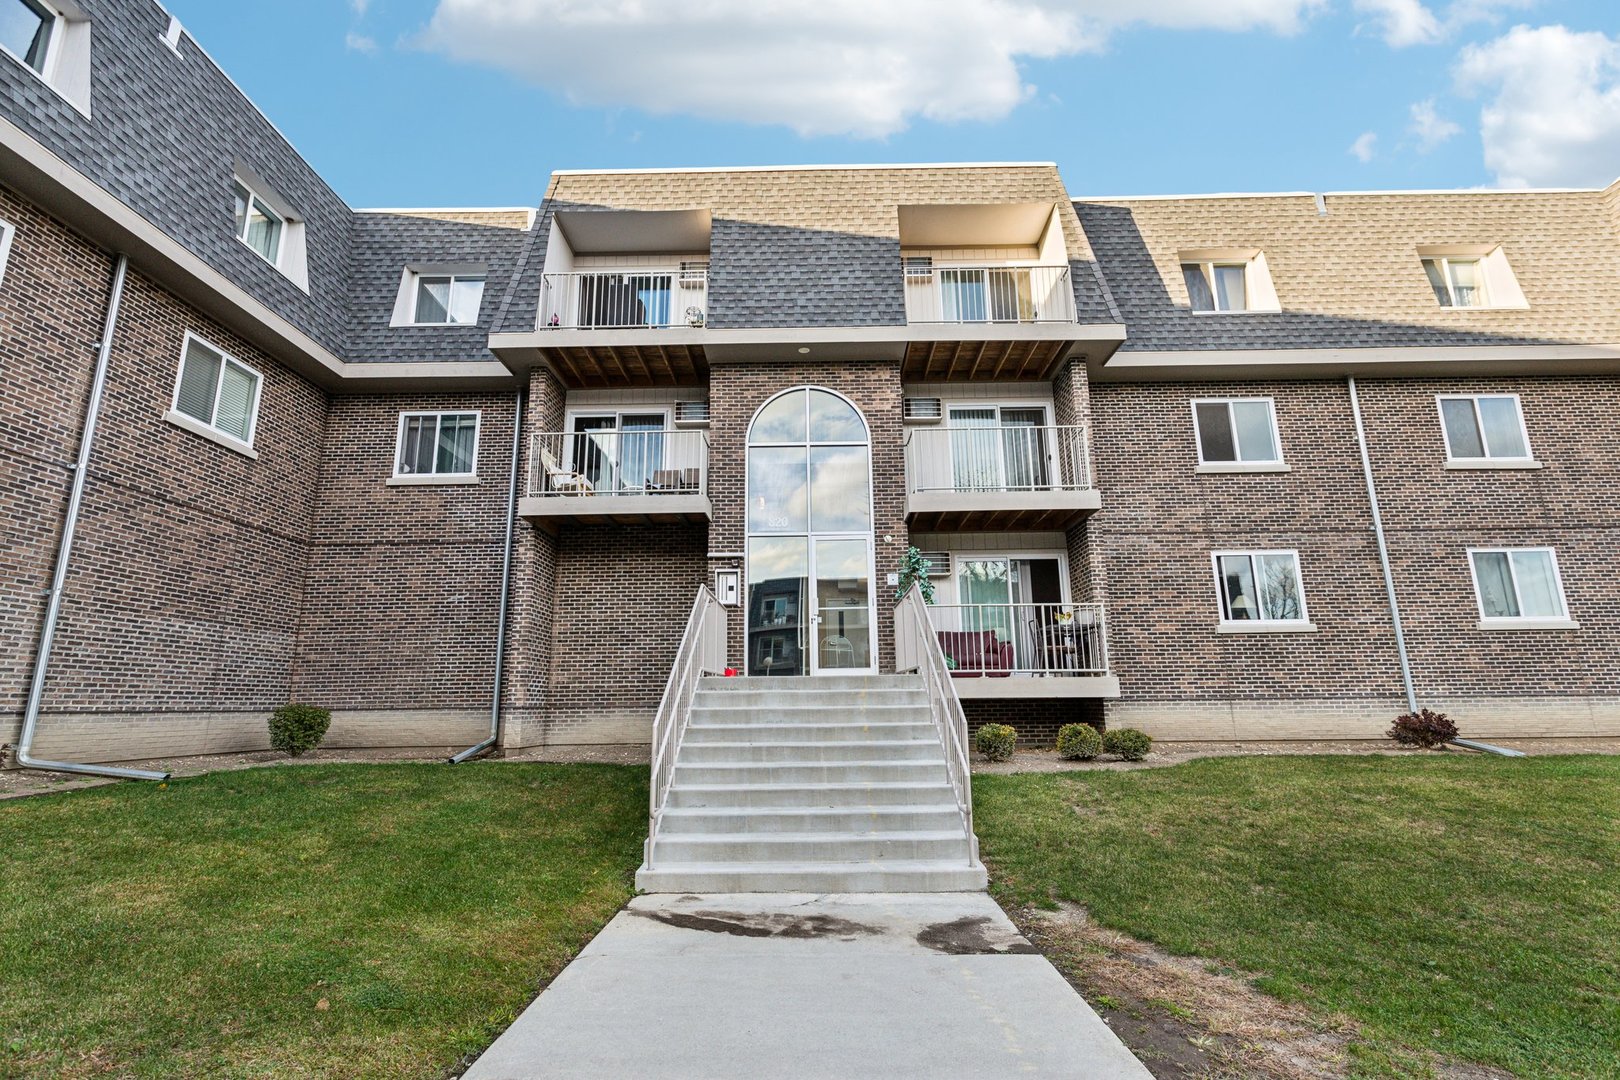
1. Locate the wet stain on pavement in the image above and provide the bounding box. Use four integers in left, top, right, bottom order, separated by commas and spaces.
917, 916, 1039, 955
634, 909, 881, 940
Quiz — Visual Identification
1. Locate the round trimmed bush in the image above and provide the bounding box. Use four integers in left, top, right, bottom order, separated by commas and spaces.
269, 704, 331, 757
1056, 723, 1103, 761
1103, 727, 1152, 761
974, 723, 1018, 762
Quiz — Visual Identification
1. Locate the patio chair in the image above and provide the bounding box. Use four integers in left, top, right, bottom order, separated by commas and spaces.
540, 445, 593, 496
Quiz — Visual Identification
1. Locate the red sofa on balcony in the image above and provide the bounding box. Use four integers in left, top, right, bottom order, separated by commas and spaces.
936, 630, 1014, 677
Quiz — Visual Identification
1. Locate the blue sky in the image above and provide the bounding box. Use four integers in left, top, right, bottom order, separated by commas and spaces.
165, 1, 1620, 209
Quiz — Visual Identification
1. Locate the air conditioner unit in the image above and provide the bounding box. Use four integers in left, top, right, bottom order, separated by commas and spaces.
903, 256, 934, 279
679, 260, 709, 286
916, 551, 952, 578
903, 397, 943, 422
675, 400, 711, 425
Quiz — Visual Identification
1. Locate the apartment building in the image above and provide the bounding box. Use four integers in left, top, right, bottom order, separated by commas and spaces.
3, 0, 1617, 770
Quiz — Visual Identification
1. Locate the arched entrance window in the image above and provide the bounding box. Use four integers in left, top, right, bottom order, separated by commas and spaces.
745, 388, 874, 676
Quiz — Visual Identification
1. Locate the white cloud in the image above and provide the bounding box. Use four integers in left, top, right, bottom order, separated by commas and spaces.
1408, 98, 1461, 150
351, 0, 371, 13
1350, 131, 1379, 162
1354, 0, 1531, 48
345, 32, 379, 54
421, 0, 1327, 138
1456, 24, 1620, 186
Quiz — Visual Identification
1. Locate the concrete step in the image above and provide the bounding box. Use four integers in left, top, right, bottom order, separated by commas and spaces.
678, 740, 944, 765
684, 721, 938, 744
634, 859, 989, 893
665, 782, 959, 810
689, 704, 930, 725
689, 689, 930, 709
672, 760, 950, 785
656, 805, 966, 835
652, 831, 971, 864
698, 675, 926, 692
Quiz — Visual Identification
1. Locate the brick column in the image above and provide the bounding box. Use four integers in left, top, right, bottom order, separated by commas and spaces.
1053, 356, 1108, 605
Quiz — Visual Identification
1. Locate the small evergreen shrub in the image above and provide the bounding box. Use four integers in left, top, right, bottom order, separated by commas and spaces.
269, 704, 331, 757
1055, 723, 1103, 760
1103, 728, 1152, 761
975, 723, 1018, 762
1387, 708, 1458, 749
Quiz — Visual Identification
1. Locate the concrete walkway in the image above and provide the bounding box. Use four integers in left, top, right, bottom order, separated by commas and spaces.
463, 892, 1151, 1079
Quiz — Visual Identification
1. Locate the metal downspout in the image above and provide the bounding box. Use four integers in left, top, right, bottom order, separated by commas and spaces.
1348, 376, 1419, 714
16, 255, 169, 782
450, 387, 524, 764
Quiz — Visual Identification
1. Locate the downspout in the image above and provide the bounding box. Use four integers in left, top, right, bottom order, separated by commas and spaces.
1347, 376, 1419, 714
16, 254, 169, 781
450, 387, 524, 764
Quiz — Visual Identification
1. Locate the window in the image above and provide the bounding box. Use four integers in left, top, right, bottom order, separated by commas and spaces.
1192, 398, 1282, 466
411, 273, 485, 325
395, 412, 479, 478
0, 218, 14, 286
1182, 261, 1248, 312
1422, 257, 1486, 308
170, 334, 261, 448
1213, 551, 1309, 625
0, 0, 55, 73
1469, 548, 1570, 624
233, 179, 284, 265
1437, 394, 1533, 463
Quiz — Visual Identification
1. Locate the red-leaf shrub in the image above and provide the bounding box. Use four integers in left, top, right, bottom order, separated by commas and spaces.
1387, 708, 1458, 749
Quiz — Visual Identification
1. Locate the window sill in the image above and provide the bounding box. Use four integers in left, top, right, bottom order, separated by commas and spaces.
1444, 459, 1542, 471
1217, 622, 1318, 634
1477, 618, 1579, 631
164, 410, 258, 459
1196, 462, 1291, 474
387, 474, 480, 487
1189, 308, 1282, 316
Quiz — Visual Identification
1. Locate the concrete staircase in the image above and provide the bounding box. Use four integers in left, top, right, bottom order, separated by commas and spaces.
635, 675, 988, 893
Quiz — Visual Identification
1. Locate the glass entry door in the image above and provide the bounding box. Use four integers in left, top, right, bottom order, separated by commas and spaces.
745, 388, 875, 675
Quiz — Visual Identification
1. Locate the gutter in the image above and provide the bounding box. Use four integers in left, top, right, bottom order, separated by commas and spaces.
450, 388, 524, 764
16, 254, 169, 782
1347, 376, 1419, 714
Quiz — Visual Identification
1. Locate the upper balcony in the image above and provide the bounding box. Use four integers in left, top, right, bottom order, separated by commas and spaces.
518, 428, 711, 526
904, 423, 1100, 530
926, 601, 1118, 700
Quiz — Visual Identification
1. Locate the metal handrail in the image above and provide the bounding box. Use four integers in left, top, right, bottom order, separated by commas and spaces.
894, 584, 978, 867
528, 429, 709, 498
541, 268, 708, 330
645, 585, 727, 869
904, 424, 1091, 494
902, 263, 1075, 324
927, 602, 1109, 676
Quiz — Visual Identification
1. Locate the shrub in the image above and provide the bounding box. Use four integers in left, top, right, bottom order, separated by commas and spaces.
975, 724, 1018, 762
269, 704, 331, 757
1387, 708, 1458, 749
1056, 723, 1103, 760
1103, 728, 1153, 761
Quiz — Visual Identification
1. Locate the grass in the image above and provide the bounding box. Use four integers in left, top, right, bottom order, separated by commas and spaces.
0, 762, 647, 1079
975, 755, 1620, 1078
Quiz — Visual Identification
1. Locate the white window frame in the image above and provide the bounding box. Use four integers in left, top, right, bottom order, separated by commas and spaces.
1422, 255, 1487, 309
1182, 259, 1250, 313
1466, 547, 1576, 630
1190, 397, 1288, 473
407, 271, 487, 326
233, 177, 285, 267
164, 331, 262, 458
0, 218, 15, 286
390, 410, 482, 485
1210, 549, 1316, 632
0, 0, 58, 75
1435, 393, 1539, 469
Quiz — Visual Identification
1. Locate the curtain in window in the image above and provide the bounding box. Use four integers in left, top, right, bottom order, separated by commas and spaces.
243, 199, 282, 262
1448, 260, 1482, 307
617, 414, 665, 491
1440, 398, 1485, 457
1476, 397, 1527, 458
1213, 265, 1247, 311
1472, 551, 1518, 618
999, 408, 1049, 489
435, 414, 477, 474
948, 408, 1000, 491
1182, 264, 1215, 311
1511, 551, 1562, 617
416, 277, 452, 324
175, 342, 222, 424
399, 416, 435, 474
941, 270, 987, 322
214, 363, 257, 441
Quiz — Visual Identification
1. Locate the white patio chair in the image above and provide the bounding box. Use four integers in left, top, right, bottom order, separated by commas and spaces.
541, 445, 593, 496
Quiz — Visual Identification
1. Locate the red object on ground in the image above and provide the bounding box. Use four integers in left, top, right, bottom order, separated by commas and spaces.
724, 667, 738, 677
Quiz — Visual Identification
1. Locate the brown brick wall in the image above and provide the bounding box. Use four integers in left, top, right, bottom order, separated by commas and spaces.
963, 698, 1103, 746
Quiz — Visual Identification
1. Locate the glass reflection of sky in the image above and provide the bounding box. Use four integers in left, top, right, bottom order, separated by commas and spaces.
808, 391, 866, 442
748, 447, 808, 533
809, 446, 870, 532
748, 536, 808, 583
751, 392, 807, 444
815, 538, 868, 581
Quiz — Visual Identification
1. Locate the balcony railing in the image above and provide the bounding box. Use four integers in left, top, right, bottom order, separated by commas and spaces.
927, 602, 1108, 677
528, 429, 708, 498
904, 424, 1091, 494
540, 269, 708, 330
903, 264, 1076, 324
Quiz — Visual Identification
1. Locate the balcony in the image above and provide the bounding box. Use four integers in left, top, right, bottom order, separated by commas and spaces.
927, 602, 1118, 699
900, 263, 1097, 381
518, 428, 711, 525
904, 424, 1100, 530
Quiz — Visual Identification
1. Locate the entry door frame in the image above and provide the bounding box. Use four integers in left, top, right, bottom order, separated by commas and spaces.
807, 534, 878, 676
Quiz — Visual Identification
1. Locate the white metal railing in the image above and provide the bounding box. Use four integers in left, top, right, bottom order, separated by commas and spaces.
927, 602, 1108, 677
903, 264, 1075, 324
894, 584, 978, 867
528, 429, 708, 498
905, 425, 1091, 494
646, 585, 728, 869
540, 269, 708, 330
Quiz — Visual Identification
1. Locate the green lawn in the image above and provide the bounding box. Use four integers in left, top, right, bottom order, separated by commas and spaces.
0, 763, 647, 1079
975, 755, 1620, 1079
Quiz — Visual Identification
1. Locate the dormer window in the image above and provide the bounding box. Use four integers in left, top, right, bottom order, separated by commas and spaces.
1423, 257, 1483, 308
233, 179, 284, 265
1418, 246, 1528, 310
1178, 250, 1280, 314
413, 273, 485, 325
1, 0, 56, 73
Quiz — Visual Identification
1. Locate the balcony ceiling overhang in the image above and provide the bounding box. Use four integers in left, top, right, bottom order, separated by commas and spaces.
553, 208, 712, 253
898, 202, 1056, 247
